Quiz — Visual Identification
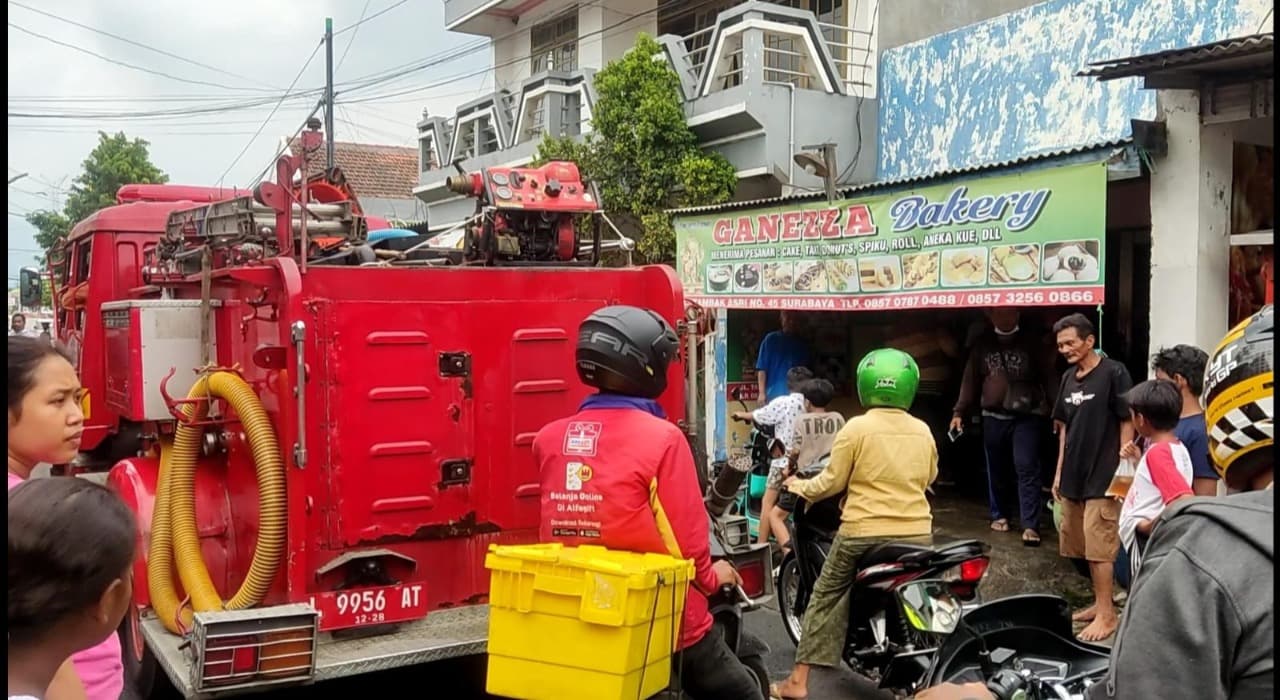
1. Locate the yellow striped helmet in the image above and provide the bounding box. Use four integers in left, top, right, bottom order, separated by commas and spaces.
1201, 305, 1274, 489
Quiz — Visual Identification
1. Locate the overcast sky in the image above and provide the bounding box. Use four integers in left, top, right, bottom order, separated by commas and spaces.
7, 0, 491, 287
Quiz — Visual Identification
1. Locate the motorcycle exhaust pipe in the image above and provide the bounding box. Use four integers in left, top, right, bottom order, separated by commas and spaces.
705, 458, 748, 519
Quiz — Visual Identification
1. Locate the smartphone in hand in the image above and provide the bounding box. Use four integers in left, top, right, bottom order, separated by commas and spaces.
947, 425, 963, 443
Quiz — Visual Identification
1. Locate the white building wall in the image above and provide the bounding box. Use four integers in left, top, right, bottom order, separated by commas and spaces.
494, 30, 529, 90
492, 0, 658, 92
599, 0, 658, 66
1147, 89, 1234, 358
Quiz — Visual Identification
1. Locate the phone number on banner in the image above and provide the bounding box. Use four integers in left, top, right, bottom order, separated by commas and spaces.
689, 286, 1103, 311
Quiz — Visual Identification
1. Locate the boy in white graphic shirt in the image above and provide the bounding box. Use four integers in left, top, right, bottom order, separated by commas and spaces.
1116, 379, 1194, 586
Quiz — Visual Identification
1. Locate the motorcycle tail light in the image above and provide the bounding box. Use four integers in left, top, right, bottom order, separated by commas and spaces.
736, 558, 767, 599
959, 556, 990, 583
940, 556, 990, 584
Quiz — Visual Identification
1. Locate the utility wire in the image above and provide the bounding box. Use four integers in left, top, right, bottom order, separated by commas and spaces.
9, 0, 709, 118
340, 0, 721, 104
247, 99, 327, 189
336, 0, 373, 74
7, 0, 281, 90
7, 21, 273, 93
217, 40, 324, 187
333, 0, 409, 36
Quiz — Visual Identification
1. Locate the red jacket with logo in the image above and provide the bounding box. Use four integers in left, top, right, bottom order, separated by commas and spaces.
532, 406, 718, 651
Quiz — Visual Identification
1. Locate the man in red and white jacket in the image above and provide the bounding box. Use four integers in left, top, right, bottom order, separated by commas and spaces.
533, 305, 764, 700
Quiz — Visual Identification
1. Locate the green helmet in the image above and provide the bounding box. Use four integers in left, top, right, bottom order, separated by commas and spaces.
856, 348, 920, 410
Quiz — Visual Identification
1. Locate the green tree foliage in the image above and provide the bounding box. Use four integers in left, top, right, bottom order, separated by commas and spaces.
25, 131, 168, 254
534, 34, 736, 263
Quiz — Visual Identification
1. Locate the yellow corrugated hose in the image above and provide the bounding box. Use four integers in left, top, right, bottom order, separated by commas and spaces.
147, 371, 288, 633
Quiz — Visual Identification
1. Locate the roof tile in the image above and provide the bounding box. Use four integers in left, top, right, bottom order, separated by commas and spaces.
288, 139, 418, 200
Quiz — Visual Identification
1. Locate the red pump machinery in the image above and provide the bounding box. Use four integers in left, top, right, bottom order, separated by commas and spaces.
22, 120, 688, 697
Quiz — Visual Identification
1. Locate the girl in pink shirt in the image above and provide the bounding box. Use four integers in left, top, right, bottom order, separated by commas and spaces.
8, 336, 127, 700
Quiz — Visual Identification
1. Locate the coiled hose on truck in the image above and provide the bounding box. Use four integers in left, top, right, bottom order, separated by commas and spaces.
148, 371, 288, 634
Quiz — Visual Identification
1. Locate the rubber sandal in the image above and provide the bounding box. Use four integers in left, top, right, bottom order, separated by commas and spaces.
990, 519, 1010, 532
1022, 529, 1041, 547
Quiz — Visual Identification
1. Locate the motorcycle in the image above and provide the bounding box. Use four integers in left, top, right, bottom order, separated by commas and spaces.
653, 453, 775, 699
774, 455, 993, 694
728, 387, 782, 541
899, 579, 1111, 699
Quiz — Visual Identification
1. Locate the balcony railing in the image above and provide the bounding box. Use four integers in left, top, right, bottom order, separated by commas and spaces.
662, 2, 875, 100
419, 2, 875, 179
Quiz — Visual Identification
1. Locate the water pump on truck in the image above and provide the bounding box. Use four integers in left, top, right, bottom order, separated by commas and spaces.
21, 120, 693, 698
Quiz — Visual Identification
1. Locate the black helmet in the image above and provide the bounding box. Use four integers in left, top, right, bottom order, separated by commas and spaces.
576, 305, 678, 398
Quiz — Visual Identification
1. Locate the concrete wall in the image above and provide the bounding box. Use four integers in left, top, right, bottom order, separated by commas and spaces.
361, 197, 427, 223
492, 0, 656, 92
877, 0, 1273, 179
877, 0, 1041, 51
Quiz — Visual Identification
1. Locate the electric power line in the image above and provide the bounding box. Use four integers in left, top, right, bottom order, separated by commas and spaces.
340, 0, 719, 105
333, 0, 410, 36
217, 39, 324, 187
7, 0, 281, 90
248, 99, 327, 189
8, 0, 684, 120
336, 0, 373, 74
7, 21, 275, 93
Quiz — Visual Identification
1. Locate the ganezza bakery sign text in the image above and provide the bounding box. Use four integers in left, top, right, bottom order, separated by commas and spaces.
709, 185, 1050, 246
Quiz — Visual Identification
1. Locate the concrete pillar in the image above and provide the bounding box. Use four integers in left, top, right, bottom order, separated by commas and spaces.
706, 308, 729, 463
577, 4, 606, 71
1147, 89, 1233, 360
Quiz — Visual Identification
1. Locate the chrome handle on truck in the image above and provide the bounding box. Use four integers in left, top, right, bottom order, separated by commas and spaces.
291, 320, 307, 469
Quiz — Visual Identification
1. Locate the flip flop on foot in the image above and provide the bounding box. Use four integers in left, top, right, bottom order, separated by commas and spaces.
990, 518, 1010, 532
1072, 604, 1097, 623
1022, 529, 1041, 547
769, 681, 808, 700
1078, 615, 1118, 642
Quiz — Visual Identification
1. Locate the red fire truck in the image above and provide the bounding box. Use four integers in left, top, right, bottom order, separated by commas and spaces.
20, 121, 691, 698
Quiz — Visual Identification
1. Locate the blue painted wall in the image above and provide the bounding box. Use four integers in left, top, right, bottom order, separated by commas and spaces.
878, 0, 1272, 180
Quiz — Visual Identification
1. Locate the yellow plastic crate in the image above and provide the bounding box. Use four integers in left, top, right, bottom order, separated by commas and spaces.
484, 543, 695, 700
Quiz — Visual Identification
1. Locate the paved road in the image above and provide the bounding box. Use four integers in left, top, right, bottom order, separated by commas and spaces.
140, 492, 1092, 699
236, 605, 885, 700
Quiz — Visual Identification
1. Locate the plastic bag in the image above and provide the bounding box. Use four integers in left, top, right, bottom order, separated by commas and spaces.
1106, 457, 1138, 500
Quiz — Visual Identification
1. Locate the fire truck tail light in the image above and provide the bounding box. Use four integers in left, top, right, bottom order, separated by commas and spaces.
192, 605, 318, 693
737, 559, 767, 599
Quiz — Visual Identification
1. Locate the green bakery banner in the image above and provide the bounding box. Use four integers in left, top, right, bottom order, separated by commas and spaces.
675, 161, 1107, 311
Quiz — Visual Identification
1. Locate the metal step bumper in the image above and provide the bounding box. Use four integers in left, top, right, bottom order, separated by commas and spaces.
143, 605, 489, 698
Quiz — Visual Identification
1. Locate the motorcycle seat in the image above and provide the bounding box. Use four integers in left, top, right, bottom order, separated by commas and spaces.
857, 537, 985, 568
857, 542, 937, 568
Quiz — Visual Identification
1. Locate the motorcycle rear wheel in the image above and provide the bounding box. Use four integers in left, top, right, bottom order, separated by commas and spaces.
776, 553, 805, 647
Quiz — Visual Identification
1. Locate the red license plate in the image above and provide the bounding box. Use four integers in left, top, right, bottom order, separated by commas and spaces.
310, 583, 428, 631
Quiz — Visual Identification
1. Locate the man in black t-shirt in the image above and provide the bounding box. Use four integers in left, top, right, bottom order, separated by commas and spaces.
1050, 313, 1133, 643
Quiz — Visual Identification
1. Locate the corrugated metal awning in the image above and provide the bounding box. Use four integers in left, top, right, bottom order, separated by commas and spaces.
1077, 33, 1273, 83
669, 138, 1134, 217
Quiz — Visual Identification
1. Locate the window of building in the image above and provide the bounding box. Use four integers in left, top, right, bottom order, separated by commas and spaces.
531, 10, 579, 74
419, 133, 438, 171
